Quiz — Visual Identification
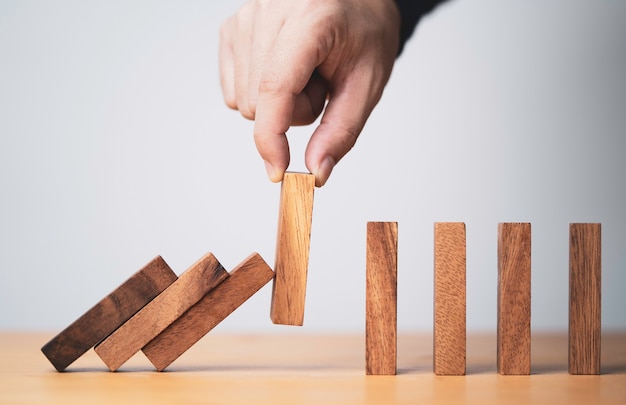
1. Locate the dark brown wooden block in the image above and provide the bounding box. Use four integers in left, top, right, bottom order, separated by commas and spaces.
497, 222, 531, 375
94, 253, 228, 371
143, 253, 274, 371
270, 172, 315, 326
40, 256, 177, 371
366, 221, 398, 375
569, 223, 601, 375
434, 222, 466, 376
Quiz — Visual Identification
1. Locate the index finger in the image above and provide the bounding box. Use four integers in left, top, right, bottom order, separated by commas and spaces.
253, 25, 331, 182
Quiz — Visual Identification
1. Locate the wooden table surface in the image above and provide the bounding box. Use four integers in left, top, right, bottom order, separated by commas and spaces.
1, 332, 625, 404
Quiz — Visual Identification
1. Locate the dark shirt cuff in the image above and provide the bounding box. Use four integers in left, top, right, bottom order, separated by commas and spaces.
394, 0, 443, 55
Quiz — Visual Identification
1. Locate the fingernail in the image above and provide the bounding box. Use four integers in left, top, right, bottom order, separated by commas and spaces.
313, 156, 335, 187
264, 160, 282, 183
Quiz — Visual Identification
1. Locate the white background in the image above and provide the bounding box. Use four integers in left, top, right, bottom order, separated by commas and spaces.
1, 0, 625, 333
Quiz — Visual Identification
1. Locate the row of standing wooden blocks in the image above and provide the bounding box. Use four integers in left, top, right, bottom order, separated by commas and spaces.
366, 221, 601, 376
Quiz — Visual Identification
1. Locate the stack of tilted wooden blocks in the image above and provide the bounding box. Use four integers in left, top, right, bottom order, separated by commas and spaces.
41, 173, 602, 375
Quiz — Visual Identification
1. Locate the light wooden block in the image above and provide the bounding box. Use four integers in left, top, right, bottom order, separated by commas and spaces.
569, 223, 601, 375
94, 253, 228, 371
270, 172, 315, 326
366, 221, 398, 375
434, 222, 466, 376
143, 253, 274, 371
41, 256, 177, 371
497, 223, 531, 375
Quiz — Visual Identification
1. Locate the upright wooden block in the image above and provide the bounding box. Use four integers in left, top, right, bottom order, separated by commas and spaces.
366, 221, 398, 375
41, 256, 177, 371
434, 222, 466, 376
94, 253, 228, 371
497, 222, 531, 375
270, 172, 315, 326
569, 223, 601, 375
143, 253, 274, 371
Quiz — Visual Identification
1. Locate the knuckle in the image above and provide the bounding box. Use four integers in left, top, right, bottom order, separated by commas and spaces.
247, 98, 258, 117
258, 71, 288, 95
240, 108, 255, 120
224, 95, 237, 110
219, 17, 233, 39
236, 1, 256, 25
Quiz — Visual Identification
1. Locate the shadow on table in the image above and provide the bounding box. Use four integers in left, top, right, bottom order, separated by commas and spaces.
160, 363, 358, 373
601, 364, 626, 375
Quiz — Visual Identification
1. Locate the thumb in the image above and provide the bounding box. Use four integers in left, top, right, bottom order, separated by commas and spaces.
305, 72, 383, 187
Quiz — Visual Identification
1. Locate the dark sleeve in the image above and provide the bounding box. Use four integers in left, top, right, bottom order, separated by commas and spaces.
394, 0, 446, 55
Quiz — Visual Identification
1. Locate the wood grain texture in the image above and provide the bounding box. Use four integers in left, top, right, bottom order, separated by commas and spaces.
40, 256, 177, 371
434, 222, 466, 376
366, 221, 398, 375
569, 223, 602, 375
270, 172, 315, 326
497, 223, 531, 375
94, 253, 228, 371
143, 253, 274, 371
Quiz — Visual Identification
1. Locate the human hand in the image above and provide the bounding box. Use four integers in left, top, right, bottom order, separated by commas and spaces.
220, 0, 400, 186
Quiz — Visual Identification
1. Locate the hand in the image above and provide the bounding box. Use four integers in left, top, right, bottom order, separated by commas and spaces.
220, 0, 400, 186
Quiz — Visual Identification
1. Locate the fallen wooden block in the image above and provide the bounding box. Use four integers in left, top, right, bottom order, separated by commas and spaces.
433, 222, 466, 376
143, 253, 274, 371
569, 223, 601, 375
270, 172, 315, 326
40, 256, 177, 371
366, 221, 398, 375
497, 222, 531, 375
94, 253, 228, 371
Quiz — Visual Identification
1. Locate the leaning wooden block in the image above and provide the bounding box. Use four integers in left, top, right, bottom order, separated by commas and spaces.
366, 221, 398, 375
569, 223, 601, 375
40, 256, 177, 371
270, 172, 315, 326
434, 222, 466, 376
143, 253, 274, 371
497, 222, 531, 375
94, 253, 228, 371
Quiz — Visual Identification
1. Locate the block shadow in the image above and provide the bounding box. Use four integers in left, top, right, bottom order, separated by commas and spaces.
160, 363, 358, 373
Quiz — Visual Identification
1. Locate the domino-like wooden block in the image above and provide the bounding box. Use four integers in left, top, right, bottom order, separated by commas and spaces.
434, 222, 466, 376
497, 222, 531, 375
41, 256, 177, 371
366, 221, 398, 375
569, 223, 601, 375
143, 253, 274, 371
270, 172, 315, 326
94, 253, 228, 371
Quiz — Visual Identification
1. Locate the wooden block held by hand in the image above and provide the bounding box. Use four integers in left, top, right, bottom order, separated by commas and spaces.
41, 256, 177, 371
270, 172, 315, 326
497, 223, 531, 375
366, 221, 398, 375
143, 253, 274, 371
569, 223, 601, 375
434, 222, 466, 376
94, 253, 228, 371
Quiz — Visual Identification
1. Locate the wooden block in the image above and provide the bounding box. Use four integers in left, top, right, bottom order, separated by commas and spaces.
366, 221, 398, 375
94, 253, 228, 371
433, 222, 466, 376
40, 256, 177, 371
569, 223, 601, 375
143, 253, 274, 371
270, 172, 315, 326
497, 222, 531, 375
